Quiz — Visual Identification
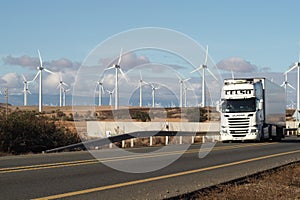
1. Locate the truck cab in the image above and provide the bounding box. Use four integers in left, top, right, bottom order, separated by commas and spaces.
218, 78, 285, 142
219, 79, 263, 142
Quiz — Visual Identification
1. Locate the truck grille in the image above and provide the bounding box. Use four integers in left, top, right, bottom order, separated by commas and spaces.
228, 117, 250, 137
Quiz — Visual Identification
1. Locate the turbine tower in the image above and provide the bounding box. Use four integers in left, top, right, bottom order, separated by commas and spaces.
63, 88, 70, 107
281, 73, 295, 105
105, 49, 127, 110
285, 49, 300, 120
22, 74, 32, 106
150, 83, 159, 108
57, 73, 68, 107
138, 71, 148, 107
106, 89, 114, 106
190, 45, 218, 107
32, 49, 55, 112
176, 74, 190, 107
96, 78, 104, 106
184, 86, 193, 107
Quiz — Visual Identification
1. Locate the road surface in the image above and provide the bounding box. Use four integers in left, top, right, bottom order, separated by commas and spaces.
1, 137, 300, 199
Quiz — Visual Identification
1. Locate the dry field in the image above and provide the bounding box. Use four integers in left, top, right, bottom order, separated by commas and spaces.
171, 162, 300, 200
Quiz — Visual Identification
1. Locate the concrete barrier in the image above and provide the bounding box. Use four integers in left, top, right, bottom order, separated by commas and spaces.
87, 121, 220, 138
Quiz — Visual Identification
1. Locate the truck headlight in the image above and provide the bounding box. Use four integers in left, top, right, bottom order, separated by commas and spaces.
250, 129, 257, 135
250, 129, 257, 133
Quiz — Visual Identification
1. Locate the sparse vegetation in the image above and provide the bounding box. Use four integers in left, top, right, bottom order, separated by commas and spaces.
131, 111, 151, 122
0, 110, 80, 154
170, 163, 300, 200
185, 107, 207, 122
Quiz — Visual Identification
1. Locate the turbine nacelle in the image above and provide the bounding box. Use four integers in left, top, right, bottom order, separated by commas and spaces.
114, 64, 121, 69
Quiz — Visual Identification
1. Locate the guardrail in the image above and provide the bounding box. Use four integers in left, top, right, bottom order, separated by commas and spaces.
45, 131, 220, 153
285, 128, 298, 136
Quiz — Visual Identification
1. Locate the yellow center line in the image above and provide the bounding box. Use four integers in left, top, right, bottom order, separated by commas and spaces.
32, 149, 300, 200
0, 143, 275, 174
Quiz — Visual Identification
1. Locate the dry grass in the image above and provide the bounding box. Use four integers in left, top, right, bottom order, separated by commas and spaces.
172, 163, 300, 200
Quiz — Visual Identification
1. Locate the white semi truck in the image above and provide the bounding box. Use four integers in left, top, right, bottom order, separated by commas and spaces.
218, 78, 286, 142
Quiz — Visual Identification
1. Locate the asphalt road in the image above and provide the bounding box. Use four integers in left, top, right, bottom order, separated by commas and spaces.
1, 137, 300, 200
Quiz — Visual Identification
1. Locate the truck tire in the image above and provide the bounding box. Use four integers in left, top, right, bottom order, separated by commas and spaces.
273, 126, 283, 142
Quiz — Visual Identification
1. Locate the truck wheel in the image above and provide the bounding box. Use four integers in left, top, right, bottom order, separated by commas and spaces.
274, 126, 283, 142
258, 126, 266, 142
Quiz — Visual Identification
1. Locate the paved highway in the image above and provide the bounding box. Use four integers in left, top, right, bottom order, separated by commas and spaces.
1, 137, 300, 200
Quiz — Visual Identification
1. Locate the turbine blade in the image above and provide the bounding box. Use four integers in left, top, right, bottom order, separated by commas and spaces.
284, 64, 298, 74
62, 82, 69, 87
32, 71, 40, 82
44, 68, 55, 75
117, 48, 123, 65
37, 49, 43, 67
139, 70, 143, 80
190, 66, 202, 74
298, 42, 300, 62
27, 90, 32, 94
280, 82, 285, 87
22, 74, 27, 82
59, 72, 63, 81
183, 77, 191, 82
142, 80, 149, 85
105, 66, 115, 71
207, 68, 218, 81
204, 45, 208, 65
176, 73, 181, 80
119, 68, 128, 81
231, 69, 235, 79
288, 83, 296, 90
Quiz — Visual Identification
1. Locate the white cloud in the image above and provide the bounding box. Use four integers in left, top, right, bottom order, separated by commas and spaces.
0, 73, 21, 88
2, 55, 39, 69
217, 57, 257, 73
99, 51, 150, 70
2, 55, 81, 72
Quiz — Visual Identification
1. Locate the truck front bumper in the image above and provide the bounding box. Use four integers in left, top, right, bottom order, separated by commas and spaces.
220, 128, 260, 141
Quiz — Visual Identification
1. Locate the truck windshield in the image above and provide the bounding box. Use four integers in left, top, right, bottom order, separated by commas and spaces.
221, 98, 256, 113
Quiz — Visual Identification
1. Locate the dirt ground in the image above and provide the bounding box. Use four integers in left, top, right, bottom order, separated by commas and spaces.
173, 162, 300, 200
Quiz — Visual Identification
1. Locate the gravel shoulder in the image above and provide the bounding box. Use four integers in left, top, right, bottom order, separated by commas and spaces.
169, 162, 300, 200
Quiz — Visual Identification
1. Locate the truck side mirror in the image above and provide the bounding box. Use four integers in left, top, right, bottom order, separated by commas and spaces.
258, 99, 263, 110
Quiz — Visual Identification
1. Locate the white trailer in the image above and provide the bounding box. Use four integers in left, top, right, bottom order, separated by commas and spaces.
218, 78, 286, 142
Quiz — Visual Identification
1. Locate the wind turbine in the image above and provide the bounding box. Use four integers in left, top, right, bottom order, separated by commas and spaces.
281, 73, 295, 105
150, 83, 159, 108
22, 74, 32, 106
32, 49, 55, 112
284, 53, 300, 121
63, 88, 70, 107
183, 86, 193, 107
105, 49, 127, 110
106, 89, 114, 106
96, 78, 104, 106
176, 74, 190, 107
57, 73, 68, 107
138, 71, 148, 107
190, 45, 218, 107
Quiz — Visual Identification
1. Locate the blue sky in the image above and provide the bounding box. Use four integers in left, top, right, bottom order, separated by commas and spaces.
1, 0, 300, 70
0, 0, 299, 106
